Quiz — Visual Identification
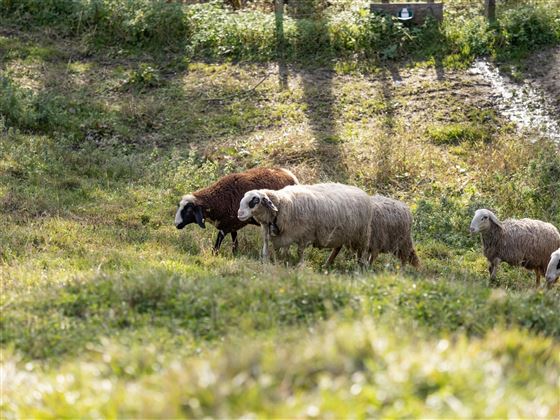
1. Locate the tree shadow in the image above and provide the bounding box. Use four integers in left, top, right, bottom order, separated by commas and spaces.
275, 0, 289, 90
374, 64, 402, 189
274, 1, 346, 181
434, 54, 445, 81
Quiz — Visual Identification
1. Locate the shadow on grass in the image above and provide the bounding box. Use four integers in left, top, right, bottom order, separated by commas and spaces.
274, 1, 347, 181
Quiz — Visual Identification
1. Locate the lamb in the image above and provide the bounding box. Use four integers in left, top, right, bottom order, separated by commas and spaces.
325, 194, 419, 268
175, 167, 298, 254
545, 248, 560, 286
469, 209, 560, 286
237, 183, 373, 265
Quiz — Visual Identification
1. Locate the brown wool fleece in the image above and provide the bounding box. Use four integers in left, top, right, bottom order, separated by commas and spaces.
192, 168, 298, 232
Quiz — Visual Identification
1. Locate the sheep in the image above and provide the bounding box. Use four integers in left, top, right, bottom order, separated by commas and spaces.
325, 194, 419, 268
545, 248, 560, 286
175, 167, 298, 254
237, 183, 373, 265
469, 208, 560, 286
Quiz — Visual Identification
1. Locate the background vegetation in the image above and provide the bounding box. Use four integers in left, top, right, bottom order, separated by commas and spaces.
1, 0, 560, 417
1, 0, 559, 63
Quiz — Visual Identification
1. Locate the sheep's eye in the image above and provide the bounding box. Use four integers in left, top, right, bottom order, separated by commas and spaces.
249, 197, 260, 208
482, 216, 487, 220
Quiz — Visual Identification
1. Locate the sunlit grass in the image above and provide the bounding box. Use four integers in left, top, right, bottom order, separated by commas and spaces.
2, 320, 558, 418
1, 25, 559, 417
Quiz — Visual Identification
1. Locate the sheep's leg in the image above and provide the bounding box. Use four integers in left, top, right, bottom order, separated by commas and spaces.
277, 247, 288, 265
212, 230, 226, 255
231, 231, 238, 254
325, 247, 342, 267
408, 249, 420, 268
261, 225, 271, 263
534, 269, 541, 287
269, 242, 279, 264
489, 258, 500, 280
357, 249, 369, 269
295, 244, 305, 267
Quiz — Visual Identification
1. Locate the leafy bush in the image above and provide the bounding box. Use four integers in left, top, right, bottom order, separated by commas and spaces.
497, 5, 559, 50
124, 64, 162, 90
186, 4, 277, 60
2, 0, 558, 62
1, 0, 189, 48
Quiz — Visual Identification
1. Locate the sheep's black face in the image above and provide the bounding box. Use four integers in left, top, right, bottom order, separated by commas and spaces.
175, 202, 205, 229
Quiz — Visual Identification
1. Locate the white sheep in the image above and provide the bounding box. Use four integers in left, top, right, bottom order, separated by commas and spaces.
325, 194, 419, 268
470, 209, 560, 286
237, 183, 372, 265
545, 248, 560, 287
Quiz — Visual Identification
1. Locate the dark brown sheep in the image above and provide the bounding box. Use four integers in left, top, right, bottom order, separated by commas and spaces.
175, 167, 298, 254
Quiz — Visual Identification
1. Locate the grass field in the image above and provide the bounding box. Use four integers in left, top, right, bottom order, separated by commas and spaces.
1, 7, 560, 417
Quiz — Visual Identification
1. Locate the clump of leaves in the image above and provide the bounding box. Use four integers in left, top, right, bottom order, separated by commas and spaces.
124, 64, 162, 90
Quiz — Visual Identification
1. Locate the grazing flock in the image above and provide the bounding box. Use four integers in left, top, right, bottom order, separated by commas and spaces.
175, 167, 560, 287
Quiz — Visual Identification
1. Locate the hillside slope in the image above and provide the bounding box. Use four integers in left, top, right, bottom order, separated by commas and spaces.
1, 28, 559, 417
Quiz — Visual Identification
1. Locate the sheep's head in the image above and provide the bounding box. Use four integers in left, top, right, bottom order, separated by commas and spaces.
470, 208, 502, 234
545, 249, 560, 286
175, 194, 205, 229
238, 190, 277, 223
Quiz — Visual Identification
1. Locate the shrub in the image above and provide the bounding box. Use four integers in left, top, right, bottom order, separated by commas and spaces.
497, 5, 559, 50
2, 1, 558, 62
1, 0, 189, 48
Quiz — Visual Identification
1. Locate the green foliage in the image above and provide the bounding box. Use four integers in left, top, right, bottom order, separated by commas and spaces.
414, 195, 480, 249
445, 16, 493, 59
426, 123, 490, 145
1, 0, 189, 48
3, 266, 560, 360
2, 26, 560, 417
497, 5, 559, 51
2, 1, 558, 63
124, 64, 162, 90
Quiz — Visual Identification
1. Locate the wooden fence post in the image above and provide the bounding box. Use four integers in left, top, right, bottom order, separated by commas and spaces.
485, 0, 496, 23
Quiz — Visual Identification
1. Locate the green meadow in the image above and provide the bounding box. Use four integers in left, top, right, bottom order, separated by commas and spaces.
1, 0, 560, 417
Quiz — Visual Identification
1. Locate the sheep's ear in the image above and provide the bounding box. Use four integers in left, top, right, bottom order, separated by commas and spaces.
488, 212, 502, 228
262, 195, 278, 212
194, 205, 205, 228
